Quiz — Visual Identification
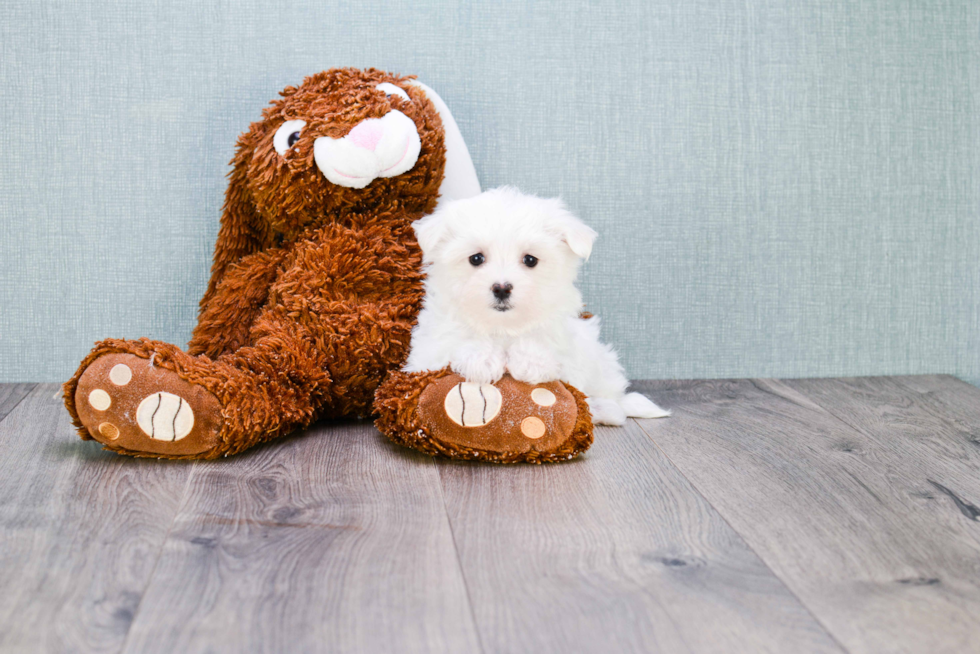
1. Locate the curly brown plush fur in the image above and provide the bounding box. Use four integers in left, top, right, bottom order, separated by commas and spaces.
65, 68, 445, 458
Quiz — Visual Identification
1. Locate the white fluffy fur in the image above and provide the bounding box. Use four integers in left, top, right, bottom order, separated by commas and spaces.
404, 186, 669, 425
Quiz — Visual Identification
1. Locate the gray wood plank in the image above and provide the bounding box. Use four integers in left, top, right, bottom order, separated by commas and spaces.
0, 383, 193, 653
888, 374, 980, 455
0, 382, 35, 424
121, 420, 481, 654
633, 377, 980, 654
783, 375, 980, 550
438, 420, 844, 654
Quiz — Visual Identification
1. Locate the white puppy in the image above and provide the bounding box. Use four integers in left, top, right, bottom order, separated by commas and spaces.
403, 186, 668, 425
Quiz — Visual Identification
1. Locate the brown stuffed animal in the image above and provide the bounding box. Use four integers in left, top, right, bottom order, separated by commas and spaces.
374, 369, 594, 463
64, 67, 593, 462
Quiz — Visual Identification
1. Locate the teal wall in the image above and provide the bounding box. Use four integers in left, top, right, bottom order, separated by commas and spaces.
1, 0, 978, 385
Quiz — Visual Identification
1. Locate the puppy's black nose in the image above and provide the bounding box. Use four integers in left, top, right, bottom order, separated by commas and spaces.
492, 282, 513, 301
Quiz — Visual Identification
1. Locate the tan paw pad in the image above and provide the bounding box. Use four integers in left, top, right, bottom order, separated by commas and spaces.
89, 389, 111, 411
521, 416, 546, 439
136, 392, 195, 441
531, 388, 556, 407
109, 363, 132, 386
444, 382, 502, 427
98, 422, 120, 440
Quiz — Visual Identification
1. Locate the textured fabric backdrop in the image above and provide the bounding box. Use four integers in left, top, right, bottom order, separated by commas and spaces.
1, 0, 978, 385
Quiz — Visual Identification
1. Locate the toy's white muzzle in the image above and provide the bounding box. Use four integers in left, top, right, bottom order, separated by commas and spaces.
313, 110, 421, 189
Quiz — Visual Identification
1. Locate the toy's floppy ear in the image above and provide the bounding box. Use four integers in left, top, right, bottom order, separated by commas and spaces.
200, 132, 268, 310
405, 80, 481, 210
548, 201, 597, 260
412, 206, 452, 261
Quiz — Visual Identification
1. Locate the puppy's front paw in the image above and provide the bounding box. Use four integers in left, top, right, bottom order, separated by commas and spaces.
507, 341, 562, 384
451, 345, 506, 384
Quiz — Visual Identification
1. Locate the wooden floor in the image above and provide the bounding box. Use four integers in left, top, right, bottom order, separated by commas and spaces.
2, 376, 980, 653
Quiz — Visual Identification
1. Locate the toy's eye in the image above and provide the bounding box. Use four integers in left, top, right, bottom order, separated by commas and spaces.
469, 253, 485, 266
523, 254, 538, 268
376, 83, 410, 102
273, 120, 307, 156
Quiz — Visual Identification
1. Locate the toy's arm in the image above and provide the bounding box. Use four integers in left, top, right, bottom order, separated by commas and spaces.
188, 247, 289, 359
199, 131, 271, 312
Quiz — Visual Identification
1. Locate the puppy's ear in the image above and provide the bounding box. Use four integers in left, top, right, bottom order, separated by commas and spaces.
412, 207, 452, 259
547, 201, 597, 260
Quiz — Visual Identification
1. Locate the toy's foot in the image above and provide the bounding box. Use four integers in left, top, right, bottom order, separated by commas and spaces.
375, 370, 594, 463
73, 353, 223, 457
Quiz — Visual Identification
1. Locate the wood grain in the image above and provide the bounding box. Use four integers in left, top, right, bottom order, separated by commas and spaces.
0, 384, 192, 653
783, 375, 980, 551
0, 382, 35, 424
120, 420, 481, 654
6, 376, 980, 653
633, 378, 980, 654
438, 420, 843, 654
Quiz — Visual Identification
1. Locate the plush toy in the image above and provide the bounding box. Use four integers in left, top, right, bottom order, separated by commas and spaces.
64, 67, 594, 463
374, 369, 594, 463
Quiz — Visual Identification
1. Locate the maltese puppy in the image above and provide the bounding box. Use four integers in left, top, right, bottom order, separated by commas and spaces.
403, 186, 668, 425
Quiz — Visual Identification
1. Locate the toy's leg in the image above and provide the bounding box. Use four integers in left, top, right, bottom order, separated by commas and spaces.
66, 297, 416, 459
67, 223, 421, 459
65, 319, 332, 459
66, 339, 227, 458
374, 370, 595, 464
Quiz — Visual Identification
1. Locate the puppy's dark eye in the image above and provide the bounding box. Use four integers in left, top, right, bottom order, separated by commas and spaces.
522, 254, 538, 268
287, 131, 301, 148
469, 253, 485, 266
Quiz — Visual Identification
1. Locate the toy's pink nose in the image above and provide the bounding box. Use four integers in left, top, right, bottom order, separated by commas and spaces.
346, 120, 384, 152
